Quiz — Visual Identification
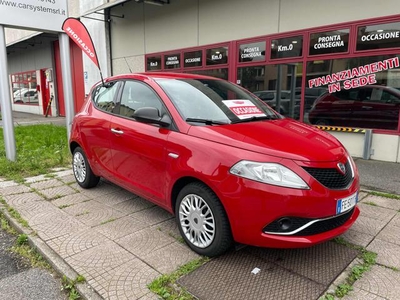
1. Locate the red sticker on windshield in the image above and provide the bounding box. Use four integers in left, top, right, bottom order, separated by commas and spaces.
223, 100, 265, 119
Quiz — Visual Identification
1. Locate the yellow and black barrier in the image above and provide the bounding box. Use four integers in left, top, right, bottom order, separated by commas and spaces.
314, 125, 366, 134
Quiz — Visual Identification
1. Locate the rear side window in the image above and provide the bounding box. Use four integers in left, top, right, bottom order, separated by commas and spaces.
92, 81, 120, 112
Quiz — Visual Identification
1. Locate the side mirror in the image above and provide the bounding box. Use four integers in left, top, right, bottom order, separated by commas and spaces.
133, 107, 171, 127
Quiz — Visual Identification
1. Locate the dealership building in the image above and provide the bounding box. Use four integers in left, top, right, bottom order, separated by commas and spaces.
3, 0, 400, 163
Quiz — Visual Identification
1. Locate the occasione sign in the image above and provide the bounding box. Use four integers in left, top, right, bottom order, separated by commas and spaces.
62, 18, 100, 70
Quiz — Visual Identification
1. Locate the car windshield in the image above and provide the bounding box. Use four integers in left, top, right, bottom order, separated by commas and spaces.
156, 78, 279, 124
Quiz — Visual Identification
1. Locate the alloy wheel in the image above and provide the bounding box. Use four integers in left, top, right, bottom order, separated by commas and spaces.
179, 194, 216, 248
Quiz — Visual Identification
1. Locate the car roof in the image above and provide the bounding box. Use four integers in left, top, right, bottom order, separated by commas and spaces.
104, 72, 222, 83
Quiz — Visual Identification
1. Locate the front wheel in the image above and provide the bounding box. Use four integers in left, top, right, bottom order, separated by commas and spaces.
72, 147, 100, 189
175, 182, 233, 257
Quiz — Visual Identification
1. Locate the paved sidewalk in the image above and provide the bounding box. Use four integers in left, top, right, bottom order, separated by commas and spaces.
0, 112, 399, 299
0, 166, 399, 299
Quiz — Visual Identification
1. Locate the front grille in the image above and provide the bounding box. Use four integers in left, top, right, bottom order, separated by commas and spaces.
263, 208, 355, 236
302, 160, 353, 190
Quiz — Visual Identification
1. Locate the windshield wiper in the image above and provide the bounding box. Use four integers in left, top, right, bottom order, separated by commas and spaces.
231, 115, 279, 124
185, 118, 229, 125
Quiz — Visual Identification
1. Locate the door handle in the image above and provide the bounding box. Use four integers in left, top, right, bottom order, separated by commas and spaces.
111, 128, 124, 135
361, 106, 372, 109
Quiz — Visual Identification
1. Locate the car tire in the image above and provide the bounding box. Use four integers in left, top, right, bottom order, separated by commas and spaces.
72, 147, 100, 189
175, 182, 233, 257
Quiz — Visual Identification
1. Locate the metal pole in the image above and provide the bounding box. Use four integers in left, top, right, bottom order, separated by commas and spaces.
363, 129, 373, 160
0, 25, 16, 161
276, 65, 282, 114
58, 32, 75, 138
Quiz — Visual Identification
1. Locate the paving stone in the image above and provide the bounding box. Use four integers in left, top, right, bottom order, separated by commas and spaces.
65, 241, 136, 277
358, 191, 368, 201
246, 241, 358, 285
340, 228, 375, 247
52, 169, 74, 177
358, 203, 397, 221
87, 258, 160, 300
40, 185, 78, 200
375, 224, 400, 246
57, 174, 76, 184
143, 241, 200, 274
94, 189, 140, 207
23, 174, 49, 183
152, 218, 181, 240
0, 180, 18, 189
80, 181, 122, 198
116, 227, 176, 257
367, 239, 400, 269
3, 192, 45, 208
130, 206, 173, 226
47, 228, 108, 259
12, 201, 61, 225
389, 212, 400, 227
0, 184, 31, 196
361, 195, 400, 211
32, 215, 86, 241
343, 287, 387, 299
112, 197, 155, 214
350, 215, 388, 236
51, 193, 91, 208
94, 216, 149, 240
62, 200, 126, 227
29, 178, 64, 190
352, 265, 400, 299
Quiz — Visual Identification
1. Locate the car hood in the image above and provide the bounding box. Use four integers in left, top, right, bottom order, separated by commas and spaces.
187, 118, 346, 162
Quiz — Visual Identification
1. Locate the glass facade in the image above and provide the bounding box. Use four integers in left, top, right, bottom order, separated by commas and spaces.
145, 17, 400, 133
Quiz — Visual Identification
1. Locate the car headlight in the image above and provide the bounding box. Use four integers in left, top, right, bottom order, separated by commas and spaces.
230, 160, 309, 189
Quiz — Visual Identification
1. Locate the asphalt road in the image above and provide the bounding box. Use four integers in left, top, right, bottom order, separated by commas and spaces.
0, 227, 67, 300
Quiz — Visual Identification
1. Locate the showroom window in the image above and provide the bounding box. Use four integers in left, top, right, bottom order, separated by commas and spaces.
11, 71, 38, 105
306, 55, 400, 130
238, 63, 303, 120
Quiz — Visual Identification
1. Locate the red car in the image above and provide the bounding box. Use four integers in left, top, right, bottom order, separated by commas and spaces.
308, 85, 400, 130
69, 72, 360, 257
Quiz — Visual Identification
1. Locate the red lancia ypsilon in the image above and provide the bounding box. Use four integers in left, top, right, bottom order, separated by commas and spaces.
69, 72, 360, 257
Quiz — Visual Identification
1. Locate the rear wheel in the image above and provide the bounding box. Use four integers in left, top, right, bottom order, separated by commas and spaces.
72, 147, 100, 188
175, 182, 233, 257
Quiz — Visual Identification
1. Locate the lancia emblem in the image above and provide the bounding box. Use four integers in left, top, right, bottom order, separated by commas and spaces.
337, 162, 346, 175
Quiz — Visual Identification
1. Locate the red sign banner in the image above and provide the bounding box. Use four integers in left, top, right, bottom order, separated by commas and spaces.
62, 18, 100, 70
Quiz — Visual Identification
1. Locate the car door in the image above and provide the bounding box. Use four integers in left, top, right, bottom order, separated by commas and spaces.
109, 80, 171, 204
355, 87, 400, 130
81, 81, 120, 178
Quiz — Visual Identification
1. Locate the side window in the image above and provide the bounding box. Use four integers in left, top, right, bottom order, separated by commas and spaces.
93, 82, 119, 112
118, 81, 162, 118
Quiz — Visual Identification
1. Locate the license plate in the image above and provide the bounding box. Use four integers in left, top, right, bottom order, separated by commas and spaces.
336, 191, 358, 215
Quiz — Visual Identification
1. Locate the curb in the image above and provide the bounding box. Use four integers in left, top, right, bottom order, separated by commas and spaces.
0, 204, 103, 300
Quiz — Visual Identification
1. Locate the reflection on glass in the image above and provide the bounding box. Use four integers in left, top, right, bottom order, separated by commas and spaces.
186, 68, 228, 80
306, 55, 400, 130
237, 63, 303, 120
11, 71, 38, 105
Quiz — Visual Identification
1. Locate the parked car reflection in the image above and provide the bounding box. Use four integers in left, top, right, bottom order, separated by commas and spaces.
253, 90, 299, 118
308, 85, 400, 130
13, 89, 38, 104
